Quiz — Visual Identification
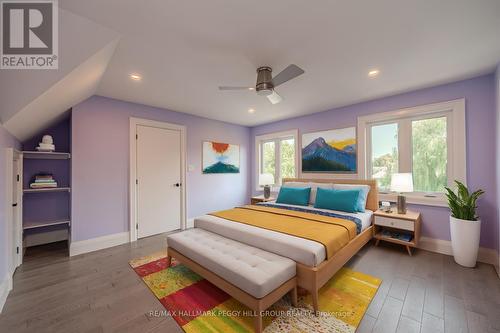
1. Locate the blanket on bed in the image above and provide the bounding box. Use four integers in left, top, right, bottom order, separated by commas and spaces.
209, 205, 357, 259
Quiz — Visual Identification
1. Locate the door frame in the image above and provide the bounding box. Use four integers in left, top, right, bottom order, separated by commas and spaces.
5, 148, 23, 274
129, 117, 187, 242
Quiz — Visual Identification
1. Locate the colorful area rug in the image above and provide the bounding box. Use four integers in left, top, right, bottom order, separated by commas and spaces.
130, 249, 381, 333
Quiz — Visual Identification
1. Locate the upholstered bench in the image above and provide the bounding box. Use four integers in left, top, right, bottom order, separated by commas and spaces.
166, 228, 297, 333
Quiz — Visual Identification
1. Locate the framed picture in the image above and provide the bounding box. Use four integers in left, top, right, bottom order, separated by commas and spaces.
202, 141, 240, 174
301, 127, 356, 173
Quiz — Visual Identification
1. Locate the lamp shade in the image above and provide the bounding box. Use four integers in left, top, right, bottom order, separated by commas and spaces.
390, 173, 414, 193
259, 173, 274, 186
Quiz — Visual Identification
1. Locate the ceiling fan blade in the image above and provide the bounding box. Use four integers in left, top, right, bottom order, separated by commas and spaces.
267, 90, 282, 104
218, 86, 253, 91
272, 64, 305, 87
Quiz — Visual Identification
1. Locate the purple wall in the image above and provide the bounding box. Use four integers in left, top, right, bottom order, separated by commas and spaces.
71, 96, 251, 242
496, 64, 500, 258
0, 125, 21, 281
251, 74, 498, 250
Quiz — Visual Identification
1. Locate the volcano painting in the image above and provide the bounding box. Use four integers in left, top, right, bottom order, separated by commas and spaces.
203, 141, 240, 174
301, 127, 356, 173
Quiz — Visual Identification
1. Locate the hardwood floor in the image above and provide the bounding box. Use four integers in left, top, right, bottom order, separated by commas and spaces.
1, 236, 499, 333
350, 242, 500, 333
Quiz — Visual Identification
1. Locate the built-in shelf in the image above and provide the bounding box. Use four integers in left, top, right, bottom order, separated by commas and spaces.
23, 219, 70, 230
22, 151, 71, 160
23, 187, 71, 193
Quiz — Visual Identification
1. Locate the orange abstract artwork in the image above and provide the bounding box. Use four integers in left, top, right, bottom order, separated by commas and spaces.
203, 141, 239, 174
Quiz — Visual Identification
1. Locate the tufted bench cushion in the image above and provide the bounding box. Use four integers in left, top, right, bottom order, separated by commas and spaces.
167, 228, 296, 298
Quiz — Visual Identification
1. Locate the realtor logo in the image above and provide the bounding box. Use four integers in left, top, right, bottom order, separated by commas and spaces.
1, 0, 58, 69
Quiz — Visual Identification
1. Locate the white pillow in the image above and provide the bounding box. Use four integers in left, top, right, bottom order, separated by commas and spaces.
332, 184, 371, 212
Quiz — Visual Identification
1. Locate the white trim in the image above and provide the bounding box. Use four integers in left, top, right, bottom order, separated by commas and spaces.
129, 117, 187, 242
69, 231, 130, 256
378, 193, 448, 207
0, 273, 13, 313
4, 148, 23, 277
418, 236, 498, 266
357, 99, 466, 206
254, 129, 299, 191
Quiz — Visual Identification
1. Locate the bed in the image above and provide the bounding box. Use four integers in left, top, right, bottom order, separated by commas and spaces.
193, 178, 378, 312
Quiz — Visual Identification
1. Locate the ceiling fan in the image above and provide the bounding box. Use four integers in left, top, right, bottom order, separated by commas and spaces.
219, 64, 305, 105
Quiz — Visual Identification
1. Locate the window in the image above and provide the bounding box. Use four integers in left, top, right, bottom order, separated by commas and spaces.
262, 141, 275, 177
280, 138, 295, 179
371, 123, 398, 191
358, 99, 466, 205
255, 130, 298, 188
412, 116, 447, 192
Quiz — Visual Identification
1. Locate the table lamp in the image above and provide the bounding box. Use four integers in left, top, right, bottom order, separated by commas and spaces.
390, 173, 413, 214
259, 173, 274, 199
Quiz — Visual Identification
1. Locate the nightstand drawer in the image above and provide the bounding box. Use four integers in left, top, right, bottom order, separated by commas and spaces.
374, 216, 414, 231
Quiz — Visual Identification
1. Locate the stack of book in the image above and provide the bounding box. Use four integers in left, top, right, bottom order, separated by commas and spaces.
380, 229, 413, 242
30, 174, 58, 189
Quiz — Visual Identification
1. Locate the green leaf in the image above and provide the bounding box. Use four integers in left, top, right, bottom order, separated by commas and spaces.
445, 181, 484, 221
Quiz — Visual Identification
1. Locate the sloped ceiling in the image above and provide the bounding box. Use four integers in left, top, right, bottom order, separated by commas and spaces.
2, 0, 500, 139
0, 8, 119, 140
60, 0, 500, 126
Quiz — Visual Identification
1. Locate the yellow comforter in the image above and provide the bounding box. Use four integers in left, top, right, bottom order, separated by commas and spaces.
209, 205, 357, 259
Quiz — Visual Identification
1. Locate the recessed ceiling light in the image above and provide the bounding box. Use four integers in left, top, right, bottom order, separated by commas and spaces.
248, 108, 255, 114
248, 87, 255, 91
368, 69, 380, 78
129, 73, 142, 81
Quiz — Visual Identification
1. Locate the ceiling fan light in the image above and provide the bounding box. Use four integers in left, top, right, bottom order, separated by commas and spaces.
257, 89, 272, 96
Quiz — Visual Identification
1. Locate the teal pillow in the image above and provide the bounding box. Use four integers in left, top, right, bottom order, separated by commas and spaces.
314, 188, 360, 213
333, 184, 370, 212
276, 187, 311, 206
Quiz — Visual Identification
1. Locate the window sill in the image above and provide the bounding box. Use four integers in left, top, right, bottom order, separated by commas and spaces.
378, 193, 448, 208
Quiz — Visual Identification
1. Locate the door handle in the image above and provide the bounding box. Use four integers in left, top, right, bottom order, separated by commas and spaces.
174, 183, 181, 187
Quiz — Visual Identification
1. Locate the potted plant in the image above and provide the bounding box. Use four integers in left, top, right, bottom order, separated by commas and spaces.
444, 181, 484, 267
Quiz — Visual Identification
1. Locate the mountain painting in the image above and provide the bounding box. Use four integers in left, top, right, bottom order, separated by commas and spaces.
302, 127, 356, 173
202, 141, 240, 174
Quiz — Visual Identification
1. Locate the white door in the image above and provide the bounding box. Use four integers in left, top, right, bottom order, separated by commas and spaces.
136, 125, 182, 238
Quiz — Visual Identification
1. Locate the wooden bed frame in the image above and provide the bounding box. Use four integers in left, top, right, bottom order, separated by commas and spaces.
282, 178, 378, 312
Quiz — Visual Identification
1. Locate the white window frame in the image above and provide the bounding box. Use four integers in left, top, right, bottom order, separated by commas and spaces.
255, 129, 299, 191
357, 99, 466, 207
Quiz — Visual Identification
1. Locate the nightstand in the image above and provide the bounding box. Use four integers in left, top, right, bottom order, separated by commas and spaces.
251, 195, 275, 205
373, 210, 421, 256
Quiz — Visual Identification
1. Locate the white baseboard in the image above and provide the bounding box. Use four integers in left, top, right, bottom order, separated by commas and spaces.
0, 273, 13, 314
186, 218, 195, 228
418, 237, 499, 266
70, 231, 130, 256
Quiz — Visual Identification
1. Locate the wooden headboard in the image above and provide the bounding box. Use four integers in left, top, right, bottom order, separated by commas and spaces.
282, 178, 379, 212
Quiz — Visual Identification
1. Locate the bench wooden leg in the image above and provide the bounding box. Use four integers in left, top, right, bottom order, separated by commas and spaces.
253, 310, 262, 333
311, 289, 319, 315
166, 255, 172, 268
290, 286, 298, 307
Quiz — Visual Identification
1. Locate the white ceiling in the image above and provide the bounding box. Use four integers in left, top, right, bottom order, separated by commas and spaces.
22, 1, 500, 128
0, 8, 119, 140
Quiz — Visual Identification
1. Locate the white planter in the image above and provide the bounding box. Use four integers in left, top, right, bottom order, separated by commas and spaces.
449, 216, 481, 267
